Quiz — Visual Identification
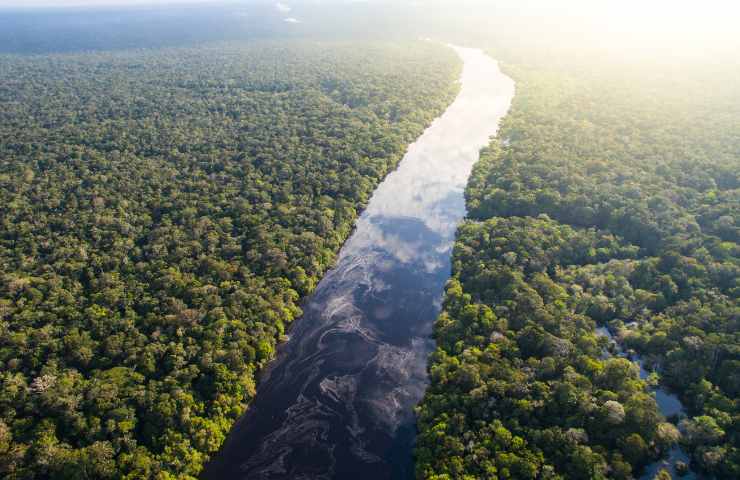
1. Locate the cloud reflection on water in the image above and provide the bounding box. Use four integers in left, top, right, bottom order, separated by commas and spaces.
202, 45, 514, 480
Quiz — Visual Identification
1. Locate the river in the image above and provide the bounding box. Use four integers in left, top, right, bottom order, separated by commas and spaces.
201, 45, 515, 480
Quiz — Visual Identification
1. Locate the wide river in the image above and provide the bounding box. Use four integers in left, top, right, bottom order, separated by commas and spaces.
202, 45, 515, 480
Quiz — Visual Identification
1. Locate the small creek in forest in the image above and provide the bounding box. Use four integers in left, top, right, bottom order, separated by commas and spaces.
596, 326, 707, 479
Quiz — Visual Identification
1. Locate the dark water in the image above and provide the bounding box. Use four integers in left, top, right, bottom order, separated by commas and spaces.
202, 46, 515, 480
596, 327, 706, 479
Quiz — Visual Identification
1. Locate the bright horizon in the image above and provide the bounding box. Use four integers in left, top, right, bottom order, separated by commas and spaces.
1, 0, 739, 59
5, 0, 738, 33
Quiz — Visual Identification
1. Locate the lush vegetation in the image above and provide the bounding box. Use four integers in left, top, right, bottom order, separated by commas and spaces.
416, 60, 739, 479
0, 41, 461, 479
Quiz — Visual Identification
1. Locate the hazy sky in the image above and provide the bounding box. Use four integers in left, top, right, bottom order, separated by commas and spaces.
4, 0, 740, 21
2, 0, 738, 47
0, 0, 230, 6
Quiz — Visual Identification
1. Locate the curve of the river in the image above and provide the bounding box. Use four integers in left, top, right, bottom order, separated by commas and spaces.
201, 46, 515, 480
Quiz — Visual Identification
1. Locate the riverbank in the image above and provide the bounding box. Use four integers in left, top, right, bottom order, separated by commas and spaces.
415, 53, 738, 479
202, 46, 515, 480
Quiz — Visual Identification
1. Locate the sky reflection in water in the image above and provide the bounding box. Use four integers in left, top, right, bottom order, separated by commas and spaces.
202, 46, 515, 480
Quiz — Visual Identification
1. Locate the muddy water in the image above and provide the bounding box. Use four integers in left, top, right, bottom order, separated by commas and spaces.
201, 46, 515, 480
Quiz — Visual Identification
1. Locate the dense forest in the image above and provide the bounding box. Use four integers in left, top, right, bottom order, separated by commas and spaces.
416, 59, 739, 479
0, 41, 461, 479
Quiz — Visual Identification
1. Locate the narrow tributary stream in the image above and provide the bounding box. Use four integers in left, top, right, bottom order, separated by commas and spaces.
596, 326, 707, 479
202, 45, 515, 480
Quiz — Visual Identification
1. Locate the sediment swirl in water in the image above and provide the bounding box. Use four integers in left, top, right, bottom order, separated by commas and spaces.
202, 45, 515, 480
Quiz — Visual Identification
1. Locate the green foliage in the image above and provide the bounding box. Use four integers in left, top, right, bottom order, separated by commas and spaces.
0, 41, 461, 478
417, 58, 738, 478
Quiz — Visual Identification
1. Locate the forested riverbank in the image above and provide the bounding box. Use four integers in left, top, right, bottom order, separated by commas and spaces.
416, 58, 739, 479
201, 46, 513, 480
0, 41, 461, 479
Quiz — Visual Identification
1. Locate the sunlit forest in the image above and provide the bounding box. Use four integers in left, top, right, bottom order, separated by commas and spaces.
414, 4, 739, 479
0, 40, 460, 478
0, 1, 737, 479
416, 59, 739, 479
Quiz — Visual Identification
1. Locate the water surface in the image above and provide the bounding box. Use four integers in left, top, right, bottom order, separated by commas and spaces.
202, 45, 515, 480
596, 326, 705, 479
